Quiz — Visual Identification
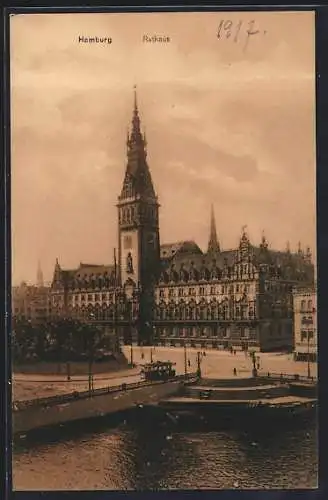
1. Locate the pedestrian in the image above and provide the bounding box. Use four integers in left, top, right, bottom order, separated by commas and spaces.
257, 362, 260, 370
141, 352, 144, 360
234, 350, 236, 356
233, 368, 237, 376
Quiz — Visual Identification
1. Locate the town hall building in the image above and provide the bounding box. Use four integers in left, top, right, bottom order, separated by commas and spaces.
50, 89, 314, 352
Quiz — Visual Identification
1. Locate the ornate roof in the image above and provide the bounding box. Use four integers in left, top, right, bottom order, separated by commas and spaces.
160, 240, 203, 260
119, 87, 156, 202
52, 261, 117, 289
158, 237, 314, 284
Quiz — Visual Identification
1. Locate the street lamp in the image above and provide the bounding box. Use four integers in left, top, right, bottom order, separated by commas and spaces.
129, 301, 134, 367
250, 350, 257, 377
184, 341, 188, 376
307, 331, 311, 379
88, 313, 95, 396
150, 325, 156, 363
196, 351, 204, 378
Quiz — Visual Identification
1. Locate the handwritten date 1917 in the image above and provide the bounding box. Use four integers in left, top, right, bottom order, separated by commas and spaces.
217, 20, 266, 51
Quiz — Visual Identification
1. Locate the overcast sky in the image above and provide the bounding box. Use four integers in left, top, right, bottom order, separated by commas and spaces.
10, 11, 316, 285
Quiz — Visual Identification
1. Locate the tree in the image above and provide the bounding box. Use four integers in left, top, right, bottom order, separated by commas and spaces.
12, 317, 38, 362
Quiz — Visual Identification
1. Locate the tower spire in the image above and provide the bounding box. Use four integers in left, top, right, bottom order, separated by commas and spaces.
207, 204, 220, 255
298, 241, 303, 256
134, 84, 138, 113
120, 87, 155, 201
37, 260, 44, 287
260, 229, 268, 250
130, 84, 142, 142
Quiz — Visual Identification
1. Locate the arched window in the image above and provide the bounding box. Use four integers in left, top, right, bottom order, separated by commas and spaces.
308, 300, 313, 311
101, 304, 107, 320
160, 305, 166, 320
241, 306, 247, 319
95, 303, 101, 320
301, 300, 306, 312
178, 303, 185, 320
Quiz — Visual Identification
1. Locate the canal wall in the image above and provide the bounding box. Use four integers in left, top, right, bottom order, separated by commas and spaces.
184, 384, 289, 401
13, 380, 185, 434
197, 378, 272, 388
289, 383, 317, 398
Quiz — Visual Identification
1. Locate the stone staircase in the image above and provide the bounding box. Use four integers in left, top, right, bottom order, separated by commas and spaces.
183, 383, 290, 401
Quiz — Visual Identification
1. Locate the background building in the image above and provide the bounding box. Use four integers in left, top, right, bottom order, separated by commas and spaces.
12, 262, 51, 325
292, 286, 317, 361
50, 90, 315, 352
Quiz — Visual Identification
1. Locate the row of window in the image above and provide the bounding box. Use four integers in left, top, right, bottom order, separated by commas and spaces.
155, 327, 254, 339
264, 282, 290, 292
300, 300, 314, 312
119, 205, 156, 224
300, 330, 315, 341
155, 305, 255, 321
161, 268, 256, 283
53, 293, 116, 304
68, 293, 114, 302
159, 284, 252, 298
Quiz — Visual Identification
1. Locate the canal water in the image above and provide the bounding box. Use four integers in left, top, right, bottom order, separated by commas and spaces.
12, 413, 318, 490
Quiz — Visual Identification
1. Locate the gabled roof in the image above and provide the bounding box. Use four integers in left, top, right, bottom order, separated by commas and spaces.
55, 263, 116, 287
159, 242, 314, 283
160, 240, 203, 260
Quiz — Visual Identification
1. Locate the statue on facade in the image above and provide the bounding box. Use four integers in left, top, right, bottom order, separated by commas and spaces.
126, 252, 134, 274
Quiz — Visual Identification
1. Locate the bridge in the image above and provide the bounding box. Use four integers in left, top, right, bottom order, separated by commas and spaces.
13, 373, 197, 435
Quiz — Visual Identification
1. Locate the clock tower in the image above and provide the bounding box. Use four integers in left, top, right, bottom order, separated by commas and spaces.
117, 87, 160, 344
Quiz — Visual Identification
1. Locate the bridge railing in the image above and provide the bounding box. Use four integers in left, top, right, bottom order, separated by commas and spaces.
12, 372, 197, 412
259, 372, 317, 384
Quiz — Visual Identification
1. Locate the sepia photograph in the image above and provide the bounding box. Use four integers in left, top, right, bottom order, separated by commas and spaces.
10, 10, 317, 491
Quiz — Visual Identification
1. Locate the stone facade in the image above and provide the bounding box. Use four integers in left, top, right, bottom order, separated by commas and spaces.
12, 281, 51, 325
50, 89, 315, 352
292, 286, 317, 361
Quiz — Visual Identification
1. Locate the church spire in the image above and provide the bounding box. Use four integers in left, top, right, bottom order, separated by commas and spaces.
260, 230, 268, 250
207, 204, 220, 254
134, 84, 138, 113
37, 260, 44, 287
297, 241, 303, 256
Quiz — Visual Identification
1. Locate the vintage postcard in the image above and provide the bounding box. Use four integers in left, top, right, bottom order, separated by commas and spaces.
10, 10, 317, 491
